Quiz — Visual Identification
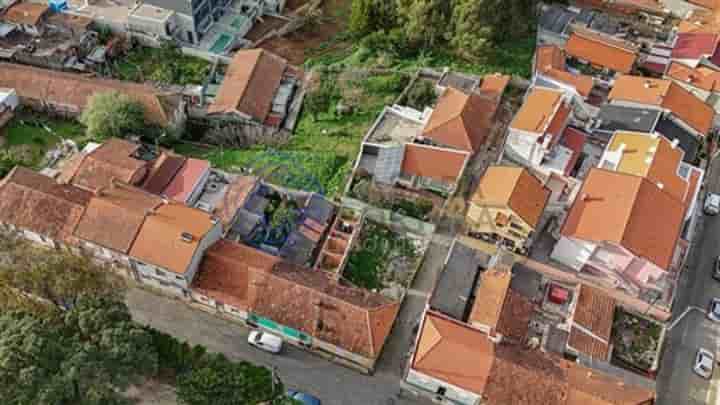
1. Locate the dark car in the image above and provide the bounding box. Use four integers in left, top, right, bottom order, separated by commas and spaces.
286, 389, 321, 405
714, 256, 720, 281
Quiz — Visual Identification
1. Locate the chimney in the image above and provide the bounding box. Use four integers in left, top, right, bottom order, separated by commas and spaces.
582, 193, 603, 203
658, 182, 664, 189
671, 138, 680, 149
180, 232, 194, 243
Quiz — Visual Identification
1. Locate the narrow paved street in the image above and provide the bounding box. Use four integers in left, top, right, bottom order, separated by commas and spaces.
127, 236, 451, 405
658, 153, 720, 405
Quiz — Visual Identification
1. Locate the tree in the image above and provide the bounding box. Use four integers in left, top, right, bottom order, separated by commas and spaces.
396, 0, 453, 48
404, 80, 437, 110
349, 0, 397, 37
79, 91, 145, 140
303, 77, 338, 121
0, 297, 158, 405
0, 236, 125, 313
176, 354, 277, 405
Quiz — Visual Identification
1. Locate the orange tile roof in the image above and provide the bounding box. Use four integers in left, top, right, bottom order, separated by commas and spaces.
687, 0, 720, 10
208, 49, 287, 122
401, 144, 468, 183
678, 8, 720, 33
0, 63, 175, 126
609, 75, 714, 135
216, 176, 258, 227
471, 166, 551, 228
142, 152, 187, 195
422, 87, 499, 152
535, 45, 594, 97
510, 87, 565, 135
74, 182, 162, 253
249, 262, 399, 359
565, 362, 656, 404
496, 290, 534, 341
547, 103, 571, 141
0, 167, 91, 244
129, 203, 216, 274
561, 168, 685, 269
666, 61, 720, 92
412, 312, 495, 394
191, 240, 279, 310
60, 138, 148, 192
3, 2, 48, 26
468, 268, 512, 330
479, 74, 511, 97
565, 29, 638, 74
568, 285, 616, 360
646, 136, 689, 202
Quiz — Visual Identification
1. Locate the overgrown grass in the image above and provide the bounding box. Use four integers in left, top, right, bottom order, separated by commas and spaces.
175, 71, 408, 196
113, 45, 211, 86
1, 113, 87, 171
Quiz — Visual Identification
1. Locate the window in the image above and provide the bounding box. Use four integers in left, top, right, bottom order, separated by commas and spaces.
436, 387, 447, 396
509, 222, 524, 231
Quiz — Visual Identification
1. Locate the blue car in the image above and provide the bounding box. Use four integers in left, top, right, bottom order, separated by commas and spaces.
286, 389, 321, 405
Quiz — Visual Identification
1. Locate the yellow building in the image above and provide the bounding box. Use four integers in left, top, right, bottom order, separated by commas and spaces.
466, 166, 550, 253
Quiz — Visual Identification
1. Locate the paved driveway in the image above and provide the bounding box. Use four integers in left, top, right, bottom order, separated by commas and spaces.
126, 237, 451, 405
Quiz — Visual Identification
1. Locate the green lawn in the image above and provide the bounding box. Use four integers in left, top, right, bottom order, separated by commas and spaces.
1, 114, 87, 173
175, 71, 408, 196
113, 45, 211, 86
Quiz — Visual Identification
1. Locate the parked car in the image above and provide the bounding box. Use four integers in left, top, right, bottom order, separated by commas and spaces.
286, 389, 322, 405
709, 299, 720, 322
247, 331, 283, 354
693, 348, 714, 379
705, 193, 720, 215
713, 257, 720, 281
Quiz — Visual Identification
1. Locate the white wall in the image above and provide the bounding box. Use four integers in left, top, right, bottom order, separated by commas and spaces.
550, 236, 596, 271
406, 369, 481, 405
506, 129, 544, 168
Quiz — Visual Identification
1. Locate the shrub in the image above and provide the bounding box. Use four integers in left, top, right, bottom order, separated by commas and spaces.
79, 91, 145, 139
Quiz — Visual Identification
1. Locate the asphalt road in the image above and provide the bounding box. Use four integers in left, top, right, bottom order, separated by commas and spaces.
658, 153, 720, 405
126, 236, 451, 405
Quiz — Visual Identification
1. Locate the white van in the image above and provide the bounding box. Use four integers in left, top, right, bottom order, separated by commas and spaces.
705, 193, 720, 215
248, 331, 283, 354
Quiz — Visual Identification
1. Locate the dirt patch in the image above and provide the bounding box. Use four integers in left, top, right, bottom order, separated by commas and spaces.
255, 0, 350, 65
245, 16, 288, 42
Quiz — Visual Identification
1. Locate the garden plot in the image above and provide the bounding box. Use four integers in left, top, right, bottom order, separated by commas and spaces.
611, 308, 664, 374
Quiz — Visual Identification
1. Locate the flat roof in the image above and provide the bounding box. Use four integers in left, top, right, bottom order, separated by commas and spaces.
595, 105, 660, 134
130, 3, 174, 20
429, 239, 492, 321
539, 4, 576, 34
655, 117, 700, 164
365, 107, 423, 146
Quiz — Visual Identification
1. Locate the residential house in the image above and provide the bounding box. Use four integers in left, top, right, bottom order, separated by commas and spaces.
533, 45, 595, 101
550, 168, 687, 304
0, 166, 91, 248
73, 181, 163, 270
191, 239, 280, 320
161, 158, 211, 205
608, 75, 715, 137
504, 86, 572, 169
247, 262, 400, 371
671, 32, 719, 67
405, 310, 656, 405
566, 285, 617, 362
59, 138, 151, 193
207, 49, 300, 129
466, 166, 551, 253
0, 63, 185, 129
141, 152, 188, 195
2, 1, 49, 36
564, 28, 639, 79
129, 202, 223, 295
665, 61, 720, 128
141, 0, 231, 44
127, 4, 178, 46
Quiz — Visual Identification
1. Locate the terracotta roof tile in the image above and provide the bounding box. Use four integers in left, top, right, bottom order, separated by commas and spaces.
678, 8, 720, 33
566, 362, 656, 404
666, 61, 720, 92
609, 75, 714, 135
468, 268, 512, 329
249, 262, 399, 359
422, 87, 499, 152
191, 240, 279, 309
562, 127, 588, 176
162, 158, 210, 203
412, 312, 495, 394
74, 182, 162, 253
0, 63, 175, 126
547, 103, 571, 142
479, 74, 511, 97
3, 2, 48, 26
535, 45, 594, 97
496, 289, 534, 341
60, 138, 148, 192
471, 166, 551, 228
129, 203, 216, 274
565, 29, 638, 74
510, 87, 565, 135
216, 176, 258, 227
142, 152, 187, 195
561, 168, 685, 269
208, 49, 287, 121
672, 33, 719, 60
0, 167, 91, 243
568, 285, 616, 360
400, 144, 468, 183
